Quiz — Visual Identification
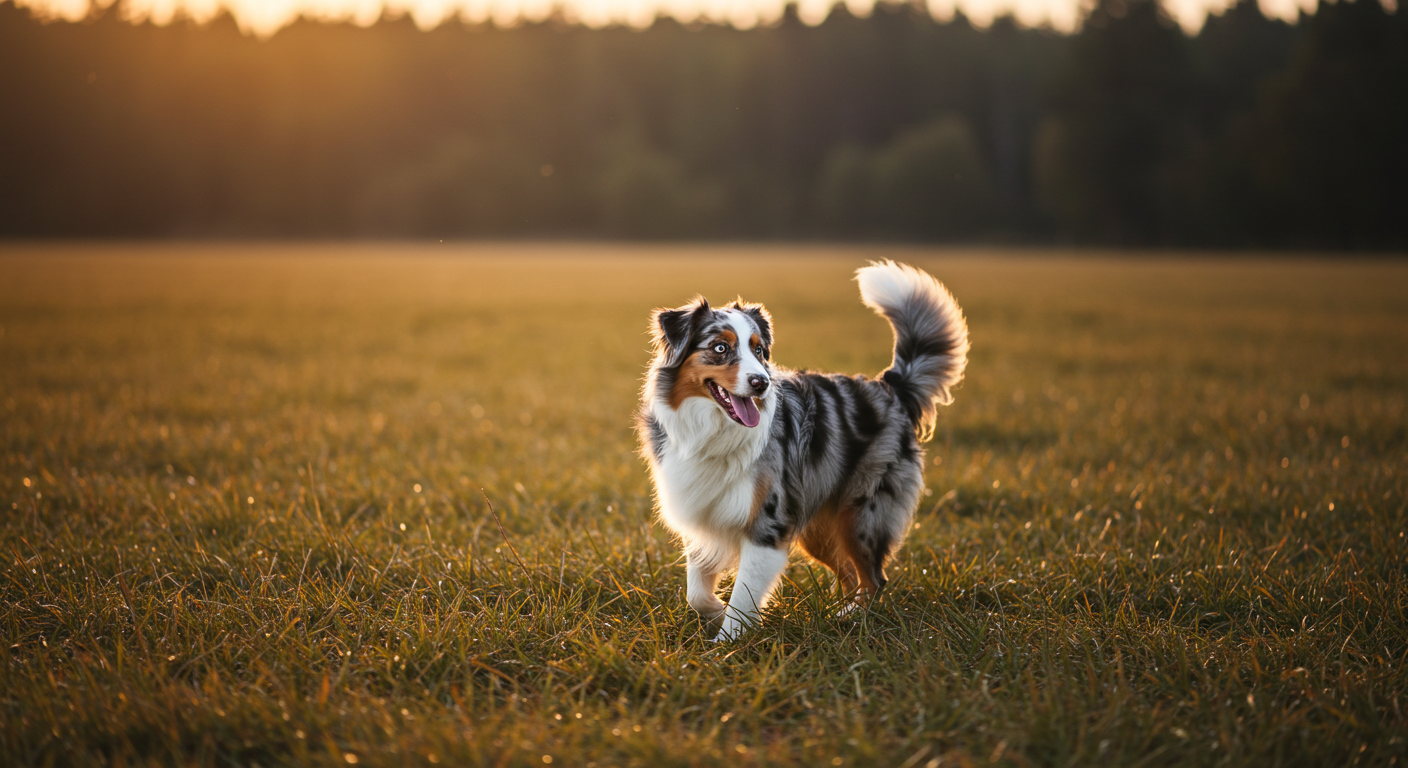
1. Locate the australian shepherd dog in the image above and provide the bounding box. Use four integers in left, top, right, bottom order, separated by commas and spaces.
637, 261, 969, 640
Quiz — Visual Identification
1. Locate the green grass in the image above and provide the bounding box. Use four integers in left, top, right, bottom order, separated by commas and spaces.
2, 244, 1406, 767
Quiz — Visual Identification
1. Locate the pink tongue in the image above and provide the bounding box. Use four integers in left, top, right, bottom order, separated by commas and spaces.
730, 392, 761, 427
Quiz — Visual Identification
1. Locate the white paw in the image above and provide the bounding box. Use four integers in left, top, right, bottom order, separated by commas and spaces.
834, 600, 862, 619
714, 618, 745, 642
691, 602, 726, 621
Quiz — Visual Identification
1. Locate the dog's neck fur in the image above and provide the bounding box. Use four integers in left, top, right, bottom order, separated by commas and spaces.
645, 381, 775, 544
649, 390, 774, 463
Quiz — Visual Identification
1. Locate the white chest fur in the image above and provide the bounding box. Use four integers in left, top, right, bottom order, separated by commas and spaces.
649, 397, 771, 539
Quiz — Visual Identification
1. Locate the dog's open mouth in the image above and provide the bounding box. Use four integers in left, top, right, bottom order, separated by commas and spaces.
706, 380, 761, 428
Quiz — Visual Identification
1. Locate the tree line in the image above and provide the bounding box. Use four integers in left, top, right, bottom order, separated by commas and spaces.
0, 0, 1404, 246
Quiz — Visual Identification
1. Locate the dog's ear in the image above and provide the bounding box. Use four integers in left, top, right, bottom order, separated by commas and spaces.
651, 297, 711, 367
729, 299, 773, 349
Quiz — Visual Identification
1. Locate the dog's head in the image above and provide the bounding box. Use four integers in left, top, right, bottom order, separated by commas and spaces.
649, 297, 774, 428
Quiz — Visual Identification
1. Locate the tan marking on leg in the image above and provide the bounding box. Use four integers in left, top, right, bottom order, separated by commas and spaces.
798, 504, 859, 598
747, 471, 774, 529
836, 509, 886, 605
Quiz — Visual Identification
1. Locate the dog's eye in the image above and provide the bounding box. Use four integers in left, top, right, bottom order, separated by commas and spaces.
713, 343, 728, 354
755, 346, 766, 359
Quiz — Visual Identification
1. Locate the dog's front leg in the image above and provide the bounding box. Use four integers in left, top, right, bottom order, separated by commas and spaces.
716, 541, 788, 641
686, 553, 727, 624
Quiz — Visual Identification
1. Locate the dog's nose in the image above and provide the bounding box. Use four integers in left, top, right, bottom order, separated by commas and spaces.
748, 374, 770, 395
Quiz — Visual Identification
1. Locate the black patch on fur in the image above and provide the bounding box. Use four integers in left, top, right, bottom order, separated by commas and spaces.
882, 368, 924, 425
654, 309, 692, 356
749, 487, 788, 548
762, 494, 779, 520
828, 378, 868, 483
652, 366, 679, 402
869, 529, 894, 580
653, 297, 713, 368
897, 432, 918, 463
790, 380, 814, 451
813, 374, 841, 399
751, 525, 782, 549
781, 468, 803, 523
644, 414, 667, 461
779, 415, 796, 465
809, 387, 831, 465
728, 300, 773, 351
851, 382, 883, 440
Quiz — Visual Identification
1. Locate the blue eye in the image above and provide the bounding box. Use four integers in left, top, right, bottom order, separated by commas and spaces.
755, 346, 765, 358
713, 343, 728, 354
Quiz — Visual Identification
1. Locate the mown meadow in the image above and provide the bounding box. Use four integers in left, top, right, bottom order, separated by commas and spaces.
2, 245, 1405, 767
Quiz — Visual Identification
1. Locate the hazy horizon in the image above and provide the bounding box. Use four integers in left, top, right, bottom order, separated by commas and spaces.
17, 0, 1322, 37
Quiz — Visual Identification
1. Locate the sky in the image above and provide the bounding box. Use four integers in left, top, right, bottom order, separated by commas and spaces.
20, 0, 1321, 37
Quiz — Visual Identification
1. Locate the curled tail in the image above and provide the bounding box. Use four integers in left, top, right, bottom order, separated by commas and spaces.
856, 260, 969, 442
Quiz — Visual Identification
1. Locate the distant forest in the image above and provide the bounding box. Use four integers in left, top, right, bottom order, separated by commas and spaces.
1, 0, 1405, 246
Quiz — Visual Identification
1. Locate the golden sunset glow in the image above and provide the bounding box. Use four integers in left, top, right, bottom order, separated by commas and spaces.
18, 0, 1321, 36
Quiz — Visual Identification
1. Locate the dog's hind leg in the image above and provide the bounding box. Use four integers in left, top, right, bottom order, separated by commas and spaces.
844, 527, 892, 605
797, 505, 860, 600
840, 494, 914, 607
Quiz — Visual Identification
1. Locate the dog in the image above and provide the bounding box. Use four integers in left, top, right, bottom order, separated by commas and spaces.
636, 261, 969, 640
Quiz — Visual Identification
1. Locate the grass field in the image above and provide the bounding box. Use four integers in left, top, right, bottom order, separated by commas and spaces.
2, 244, 1406, 767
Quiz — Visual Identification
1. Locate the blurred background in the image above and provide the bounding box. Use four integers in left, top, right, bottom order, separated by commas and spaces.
1, 0, 1404, 247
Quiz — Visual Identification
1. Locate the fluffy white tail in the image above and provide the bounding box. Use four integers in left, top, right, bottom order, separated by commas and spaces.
856, 260, 969, 441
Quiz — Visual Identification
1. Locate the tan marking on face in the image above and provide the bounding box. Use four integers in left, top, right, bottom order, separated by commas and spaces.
750, 333, 761, 351
719, 329, 737, 346
668, 351, 740, 410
